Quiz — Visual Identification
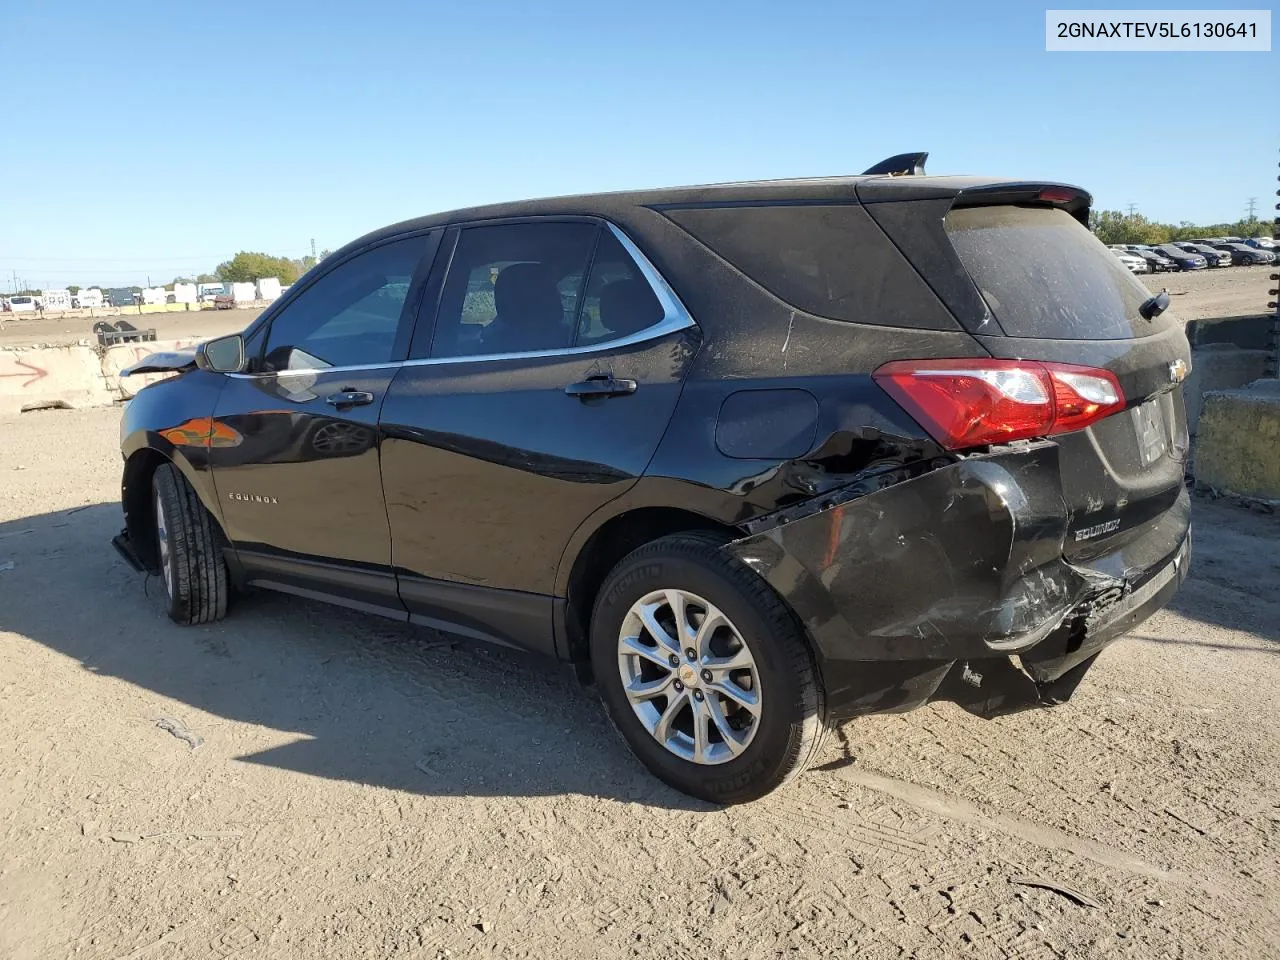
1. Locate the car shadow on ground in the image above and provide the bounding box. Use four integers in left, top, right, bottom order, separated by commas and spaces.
3, 498, 1273, 808
0, 503, 708, 811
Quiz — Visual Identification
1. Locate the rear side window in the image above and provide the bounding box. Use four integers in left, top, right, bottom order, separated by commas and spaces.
576, 229, 664, 346
429, 222, 598, 359
663, 203, 957, 330
945, 206, 1161, 340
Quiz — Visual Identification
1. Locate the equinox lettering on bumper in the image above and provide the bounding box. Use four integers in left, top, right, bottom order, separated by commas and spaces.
1073, 519, 1121, 542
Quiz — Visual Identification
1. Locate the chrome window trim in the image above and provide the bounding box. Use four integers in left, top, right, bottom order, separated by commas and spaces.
227, 222, 694, 378
405, 222, 694, 367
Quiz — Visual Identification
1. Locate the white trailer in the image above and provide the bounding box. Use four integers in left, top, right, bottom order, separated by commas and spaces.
41, 289, 73, 311
256, 277, 282, 301
172, 282, 198, 305
74, 288, 104, 308
230, 282, 257, 304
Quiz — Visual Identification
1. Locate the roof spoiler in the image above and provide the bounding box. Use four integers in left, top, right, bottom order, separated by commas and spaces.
861, 152, 928, 177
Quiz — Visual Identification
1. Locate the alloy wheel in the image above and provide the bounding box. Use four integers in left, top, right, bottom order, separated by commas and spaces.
155, 494, 173, 599
616, 589, 761, 765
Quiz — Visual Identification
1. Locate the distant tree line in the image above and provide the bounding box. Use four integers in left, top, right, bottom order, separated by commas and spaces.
212, 251, 321, 286
1090, 211, 1271, 246
6, 249, 334, 298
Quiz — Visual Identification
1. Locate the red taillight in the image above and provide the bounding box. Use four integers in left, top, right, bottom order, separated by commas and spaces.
872, 359, 1124, 450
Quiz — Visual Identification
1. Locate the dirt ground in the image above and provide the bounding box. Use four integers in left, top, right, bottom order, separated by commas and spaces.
1, 406, 1277, 960
1140, 264, 1275, 323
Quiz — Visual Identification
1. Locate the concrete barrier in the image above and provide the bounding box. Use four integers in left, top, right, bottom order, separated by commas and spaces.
0, 344, 115, 415
1, 338, 209, 415
1195, 378, 1280, 503
1184, 344, 1272, 433
100, 338, 199, 399
1185, 314, 1274, 351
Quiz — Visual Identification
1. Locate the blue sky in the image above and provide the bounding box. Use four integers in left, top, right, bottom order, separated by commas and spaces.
1, 0, 1275, 288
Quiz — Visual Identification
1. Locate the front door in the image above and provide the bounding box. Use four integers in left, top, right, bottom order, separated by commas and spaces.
379, 220, 698, 654
209, 232, 438, 614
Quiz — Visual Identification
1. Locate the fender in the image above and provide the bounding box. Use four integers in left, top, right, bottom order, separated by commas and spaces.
120, 370, 229, 528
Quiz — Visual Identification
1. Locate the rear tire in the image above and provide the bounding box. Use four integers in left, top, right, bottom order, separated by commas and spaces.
590, 532, 828, 804
152, 463, 229, 625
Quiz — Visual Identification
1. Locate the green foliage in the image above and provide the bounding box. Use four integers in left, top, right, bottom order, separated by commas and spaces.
215, 251, 302, 285
1092, 211, 1270, 245
196, 272, 219, 283
67, 285, 80, 294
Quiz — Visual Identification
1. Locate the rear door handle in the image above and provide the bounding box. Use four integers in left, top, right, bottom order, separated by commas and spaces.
564, 376, 637, 399
325, 389, 375, 409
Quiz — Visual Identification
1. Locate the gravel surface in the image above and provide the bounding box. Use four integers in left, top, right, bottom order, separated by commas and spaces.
1, 406, 1277, 959
1141, 264, 1275, 323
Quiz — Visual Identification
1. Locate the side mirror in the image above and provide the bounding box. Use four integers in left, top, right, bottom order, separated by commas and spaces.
196, 333, 245, 373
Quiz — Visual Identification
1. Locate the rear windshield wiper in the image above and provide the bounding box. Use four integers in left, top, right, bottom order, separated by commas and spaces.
1139, 289, 1170, 320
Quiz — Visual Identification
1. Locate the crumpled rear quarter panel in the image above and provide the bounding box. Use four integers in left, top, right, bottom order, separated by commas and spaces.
726, 444, 1190, 717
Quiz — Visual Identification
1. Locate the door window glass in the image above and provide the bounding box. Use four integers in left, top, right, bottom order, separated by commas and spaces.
261, 237, 424, 371
574, 229, 665, 346
429, 222, 598, 359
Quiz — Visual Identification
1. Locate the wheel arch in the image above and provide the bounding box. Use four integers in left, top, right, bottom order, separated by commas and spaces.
121, 445, 224, 573
558, 505, 742, 664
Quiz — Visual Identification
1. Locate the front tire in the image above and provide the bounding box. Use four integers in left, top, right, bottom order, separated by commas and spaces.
590, 532, 828, 804
152, 463, 229, 624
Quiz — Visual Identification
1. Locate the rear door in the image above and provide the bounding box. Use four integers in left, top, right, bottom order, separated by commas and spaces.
379, 218, 698, 656
209, 232, 438, 613
866, 196, 1191, 562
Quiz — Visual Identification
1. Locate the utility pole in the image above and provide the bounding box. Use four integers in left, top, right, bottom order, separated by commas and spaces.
311, 238, 317, 261
1126, 203, 1137, 217
1246, 197, 1257, 219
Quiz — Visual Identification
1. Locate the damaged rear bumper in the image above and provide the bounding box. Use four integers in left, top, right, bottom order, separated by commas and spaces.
726, 445, 1191, 720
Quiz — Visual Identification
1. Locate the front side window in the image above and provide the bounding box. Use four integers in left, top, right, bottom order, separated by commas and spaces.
261, 236, 425, 372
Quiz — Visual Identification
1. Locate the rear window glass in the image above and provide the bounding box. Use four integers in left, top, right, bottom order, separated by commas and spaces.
664, 203, 957, 330
945, 206, 1161, 340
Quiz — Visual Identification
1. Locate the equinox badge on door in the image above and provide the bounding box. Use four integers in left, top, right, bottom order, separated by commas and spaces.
1168, 359, 1189, 384
227, 492, 280, 504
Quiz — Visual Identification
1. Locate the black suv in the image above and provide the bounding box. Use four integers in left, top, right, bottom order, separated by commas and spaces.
114, 156, 1192, 803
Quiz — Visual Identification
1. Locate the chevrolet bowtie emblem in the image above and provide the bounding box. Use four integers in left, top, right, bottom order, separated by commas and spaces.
1169, 359, 1189, 384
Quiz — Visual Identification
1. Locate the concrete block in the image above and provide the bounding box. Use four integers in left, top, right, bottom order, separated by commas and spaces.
0, 345, 115, 415
100, 339, 199, 399
1185, 314, 1274, 351
1184, 345, 1271, 433
1195, 378, 1280, 502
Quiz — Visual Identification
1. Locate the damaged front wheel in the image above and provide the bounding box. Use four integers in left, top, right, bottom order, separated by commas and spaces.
590, 532, 828, 804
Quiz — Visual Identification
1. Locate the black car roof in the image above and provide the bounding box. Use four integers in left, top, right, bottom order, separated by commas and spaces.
338, 173, 1090, 257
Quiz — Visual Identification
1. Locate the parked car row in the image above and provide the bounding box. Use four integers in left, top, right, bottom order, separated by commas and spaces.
1107, 236, 1277, 273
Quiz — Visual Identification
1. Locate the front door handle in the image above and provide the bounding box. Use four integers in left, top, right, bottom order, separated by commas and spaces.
325, 389, 375, 409
564, 376, 638, 399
